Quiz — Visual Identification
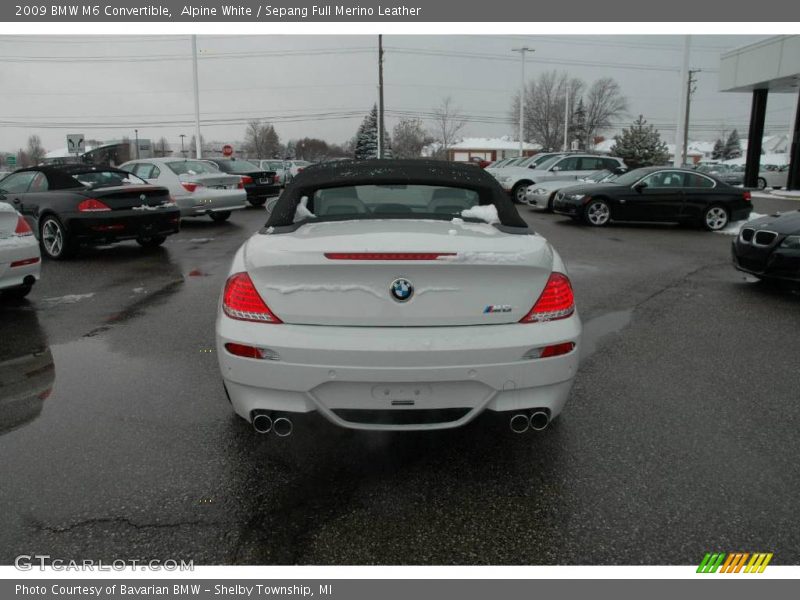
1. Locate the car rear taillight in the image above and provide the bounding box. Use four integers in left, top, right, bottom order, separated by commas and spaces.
239, 175, 253, 189
15, 216, 33, 236
77, 198, 111, 212
520, 272, 575, 323
540, 342, 576, 358
743, 190, 752, 202
181, 182, 202, 193
222, 272, 282, 323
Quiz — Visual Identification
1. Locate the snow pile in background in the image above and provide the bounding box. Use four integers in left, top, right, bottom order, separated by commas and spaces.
715, 212, 766, 236
293, 196, 315, 222
461, 205, 499, 224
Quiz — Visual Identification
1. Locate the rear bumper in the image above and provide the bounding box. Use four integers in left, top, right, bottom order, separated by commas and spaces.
244, 183, 280, 202
216, 313, 582, 431
0, 236, 40, 291
175, 190, 248, 216
63, 209, 180, 243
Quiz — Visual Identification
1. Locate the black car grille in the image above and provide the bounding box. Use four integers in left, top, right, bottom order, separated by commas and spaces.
740, 227, 754, 242
754, 230, 778, 246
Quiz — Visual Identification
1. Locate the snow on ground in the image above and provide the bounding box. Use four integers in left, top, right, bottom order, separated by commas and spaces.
42, 293, 95, 305
715, 212, 767, 236
461, 205, 499, 224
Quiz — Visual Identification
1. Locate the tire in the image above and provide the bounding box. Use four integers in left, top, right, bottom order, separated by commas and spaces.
546, 193, 556, 213
136, 235, 166, 248
248, 198, 267, 207
583, 198, 611, 227
2, 284, 32, 300
39, 215, 74, 260
757, 177, 767, 190
511, 182, 531, 205
702, 204, 729, 231
209, 211, 231, 222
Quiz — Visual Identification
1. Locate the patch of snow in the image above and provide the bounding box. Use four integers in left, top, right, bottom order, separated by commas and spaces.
188, 237, 214, 243
132, 287, 146, 294
771, 190, 800, 198
415, 286, 460, 296
450, 217, 464, 225
132, 204, 159, 211
42, 293, 95, 305
293, 196, 316, 222
438, 251, 527, 264
448, 229, 458, 235
715, 212, 767, 236
265, 226, 275, 234
461, 205, 499, 224
263, 284, 383, 299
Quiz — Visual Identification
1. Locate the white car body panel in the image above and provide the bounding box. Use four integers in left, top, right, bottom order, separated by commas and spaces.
0, 202, 40, 293
216, 219, 582, 431
120, 158, 248, 217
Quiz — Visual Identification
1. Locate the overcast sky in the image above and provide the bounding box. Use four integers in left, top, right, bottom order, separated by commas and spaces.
0, 34, 797, 154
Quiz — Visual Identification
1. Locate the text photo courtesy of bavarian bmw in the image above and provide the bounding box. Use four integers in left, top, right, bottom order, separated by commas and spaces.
216, 160, 582, 435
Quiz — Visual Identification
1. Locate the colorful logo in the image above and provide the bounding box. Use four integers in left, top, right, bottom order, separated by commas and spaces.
697, 552, 773, 573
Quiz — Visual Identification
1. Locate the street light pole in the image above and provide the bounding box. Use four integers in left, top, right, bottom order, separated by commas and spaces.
512, 47, 533, 157
134, 129, 139, 159
179, 134, 186, 157
674, 35, 692, 167
191, 35, 202, 159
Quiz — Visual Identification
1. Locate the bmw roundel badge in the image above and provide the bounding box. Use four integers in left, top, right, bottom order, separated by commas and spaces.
390, 278, 414, 302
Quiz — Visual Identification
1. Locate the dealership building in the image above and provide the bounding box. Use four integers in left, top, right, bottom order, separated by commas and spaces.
720, 35, 800, 190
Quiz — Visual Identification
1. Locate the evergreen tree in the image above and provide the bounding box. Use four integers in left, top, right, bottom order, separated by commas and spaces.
354, 105, 392, 159
723, 129, 742, 160
712, 138, 725, 160
609, 115, 669, 169
571, 98, 587, 151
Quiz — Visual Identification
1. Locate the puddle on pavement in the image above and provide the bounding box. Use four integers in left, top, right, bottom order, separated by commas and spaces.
580, 309, 633, 362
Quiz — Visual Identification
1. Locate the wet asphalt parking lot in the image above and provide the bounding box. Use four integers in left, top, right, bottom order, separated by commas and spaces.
1, 194, 799, 565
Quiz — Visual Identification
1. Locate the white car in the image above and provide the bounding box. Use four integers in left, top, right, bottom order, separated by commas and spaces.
757, 165, 789, 190
121, 158, 247, 222
0, 202, 40, 299
216, 160, 582, 435
496, 154, 627, 204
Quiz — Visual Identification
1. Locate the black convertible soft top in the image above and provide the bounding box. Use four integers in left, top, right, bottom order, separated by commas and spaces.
265, 159, 528, 229
13, 164, 134, 191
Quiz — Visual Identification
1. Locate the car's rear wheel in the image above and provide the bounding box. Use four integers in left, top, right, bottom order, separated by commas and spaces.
40, 215, 74, 260
511, 182, 530, 204
703, 205, 729, 231
136, 235, 166, 248
583, 199, 611, 226
757, 177, 767, 190
546, 193, 556, 213
210, 211, 231, 222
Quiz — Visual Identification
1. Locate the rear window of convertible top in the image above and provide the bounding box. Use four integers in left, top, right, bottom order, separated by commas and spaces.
307, 184, 481, 220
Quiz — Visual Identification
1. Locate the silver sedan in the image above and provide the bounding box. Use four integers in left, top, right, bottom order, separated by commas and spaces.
120, 158, 248, 222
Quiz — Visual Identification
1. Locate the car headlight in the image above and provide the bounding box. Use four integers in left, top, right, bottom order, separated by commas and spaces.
780, 235, 800, 250
533, 188, 547, 195
567, 193, 586, 201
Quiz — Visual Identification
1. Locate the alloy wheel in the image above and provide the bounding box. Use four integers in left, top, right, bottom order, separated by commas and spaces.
586, 201, 610, 226
704, 206, 729, 231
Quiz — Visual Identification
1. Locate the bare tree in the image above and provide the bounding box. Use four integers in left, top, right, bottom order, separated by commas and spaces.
26, 135, 45, 165
244, 120, 282, 158
431, 97, 466, 159
392, 118, 433, 159
511, 71, 583, 152
583, 77, 628, 149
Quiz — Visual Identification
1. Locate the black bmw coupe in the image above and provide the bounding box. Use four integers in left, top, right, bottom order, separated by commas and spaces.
0, 165, 180, 259
732, 211, 800, 283
552, 166, 752, 231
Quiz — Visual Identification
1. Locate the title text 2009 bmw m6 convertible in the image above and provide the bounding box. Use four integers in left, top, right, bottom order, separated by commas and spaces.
216, 160, 582, 435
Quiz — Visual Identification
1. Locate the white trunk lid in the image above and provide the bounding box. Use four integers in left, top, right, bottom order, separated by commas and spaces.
244, 220, 554, 326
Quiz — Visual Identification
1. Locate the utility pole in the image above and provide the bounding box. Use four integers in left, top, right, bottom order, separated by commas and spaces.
179, 134, 186, 157
682, 69, 700, 166
512, 47, 533, 156
191, 35, 202, 159
563, 85, 570, 152
134, 129, 139, 159
378, 34, 385, 159
674, 35, 691, 167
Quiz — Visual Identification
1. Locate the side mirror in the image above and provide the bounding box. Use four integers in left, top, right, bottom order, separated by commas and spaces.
551, 166, 561, 172
634, 182, 648, 192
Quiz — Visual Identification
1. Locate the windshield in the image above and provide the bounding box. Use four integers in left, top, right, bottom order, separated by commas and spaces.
303, 184, 482, 222
167, 160, 221, 176
583, 169, 614, 183
534, 155, 564, 171
215, 159, 259, 173
73, 170, 147, 188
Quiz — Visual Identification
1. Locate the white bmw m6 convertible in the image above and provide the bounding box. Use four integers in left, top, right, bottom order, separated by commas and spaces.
216, 160, 581, 435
